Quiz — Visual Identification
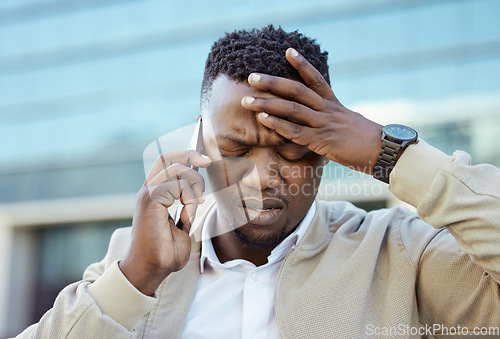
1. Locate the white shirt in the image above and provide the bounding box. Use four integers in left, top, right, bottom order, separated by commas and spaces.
181, 201, 317, 339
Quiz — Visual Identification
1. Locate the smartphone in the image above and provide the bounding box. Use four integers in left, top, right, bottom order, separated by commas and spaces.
173, 117, 203, 228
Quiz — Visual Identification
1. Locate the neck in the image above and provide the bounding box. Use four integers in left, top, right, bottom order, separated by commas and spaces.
212, 231, 271, 266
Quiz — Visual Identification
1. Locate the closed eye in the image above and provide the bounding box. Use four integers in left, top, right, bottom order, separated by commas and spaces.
277, 152, 307, 163
220, 151, 249, 160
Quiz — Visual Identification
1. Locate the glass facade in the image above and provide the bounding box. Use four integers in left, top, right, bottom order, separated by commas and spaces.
32, 219, 130, 322
1, 0, 499, 336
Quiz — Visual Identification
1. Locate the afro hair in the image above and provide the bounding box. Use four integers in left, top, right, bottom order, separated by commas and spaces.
201, 25, 329, 109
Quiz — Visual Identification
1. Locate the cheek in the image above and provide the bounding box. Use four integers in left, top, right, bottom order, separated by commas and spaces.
279, 161, 324, 196
206, 158, 256, 189
206, 161, 227, 191
279, 161, 324, 182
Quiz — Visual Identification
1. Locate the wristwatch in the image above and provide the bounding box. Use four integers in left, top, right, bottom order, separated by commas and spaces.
373, 124, 418, 184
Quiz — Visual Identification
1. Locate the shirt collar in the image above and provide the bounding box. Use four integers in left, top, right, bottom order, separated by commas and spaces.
200, 201, 317, 273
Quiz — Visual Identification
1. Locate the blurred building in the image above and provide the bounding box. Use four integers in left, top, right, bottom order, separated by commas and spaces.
1, 0, 499, 336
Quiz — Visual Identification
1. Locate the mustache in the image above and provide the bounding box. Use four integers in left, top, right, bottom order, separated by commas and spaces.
234, 187, 290, 207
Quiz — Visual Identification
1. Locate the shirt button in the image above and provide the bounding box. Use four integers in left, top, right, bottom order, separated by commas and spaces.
252, 272, 261, 281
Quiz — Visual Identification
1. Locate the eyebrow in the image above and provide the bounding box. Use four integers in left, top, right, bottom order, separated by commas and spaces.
216, 134, 290, 147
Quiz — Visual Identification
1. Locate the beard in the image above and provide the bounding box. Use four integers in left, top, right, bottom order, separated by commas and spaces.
232, 220, 293, 250
212, 192, 294, 250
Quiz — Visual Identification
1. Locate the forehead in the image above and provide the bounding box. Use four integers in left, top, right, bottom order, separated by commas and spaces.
204, 75, 287, 146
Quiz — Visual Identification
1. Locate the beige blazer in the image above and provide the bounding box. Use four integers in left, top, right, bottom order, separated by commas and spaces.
14, 142, 500, 338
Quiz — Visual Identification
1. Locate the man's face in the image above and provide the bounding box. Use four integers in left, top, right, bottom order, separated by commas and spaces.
202, 75, 325, 249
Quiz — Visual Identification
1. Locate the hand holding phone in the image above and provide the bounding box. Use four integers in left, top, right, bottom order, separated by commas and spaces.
119, 118, 210, 296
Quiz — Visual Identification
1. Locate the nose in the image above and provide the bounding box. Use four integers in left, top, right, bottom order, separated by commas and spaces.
240, 149, 281, 190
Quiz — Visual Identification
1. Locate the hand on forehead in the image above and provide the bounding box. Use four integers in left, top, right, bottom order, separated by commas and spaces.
241, 48, 337, 130
203, 75, 290, 146
239, 48, 382, 174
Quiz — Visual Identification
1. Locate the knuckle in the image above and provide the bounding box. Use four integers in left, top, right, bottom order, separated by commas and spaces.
273, 116, 283, 129
136, 186, 152, 203
168, 162, 189, 176
269, 76, 279, 86
289, 101, 301, 114
167, 162, 182, 172
311, 143, 328, 156
157, 153, 170, 166
194, 174, 206, 192
313, 74, 326, 87
179, 181, 196, 200
292, 82, 306, 97
187, 149, 199, 161
256, 97, 268, 110
289, 124, 302, 141
178, 178, 190, 189
324, 100, 337, 113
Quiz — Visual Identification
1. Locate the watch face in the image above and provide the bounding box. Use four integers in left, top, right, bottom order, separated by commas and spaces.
384, 124, 417, 141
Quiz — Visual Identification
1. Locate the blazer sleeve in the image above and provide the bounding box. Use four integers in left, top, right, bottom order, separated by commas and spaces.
12, 227, 152, 338
391, 140, 500, 331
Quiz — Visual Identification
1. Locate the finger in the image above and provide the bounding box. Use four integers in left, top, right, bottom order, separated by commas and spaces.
241, 95, 323, 127
247, 73, 325, 112
256, 112, 314, 147
149, 179, 198, 226
146, 150, 211, 184
178, 182, 198, 227
147, 164, 205, 202
177, 204, 194, 231
285, 48, 337, 102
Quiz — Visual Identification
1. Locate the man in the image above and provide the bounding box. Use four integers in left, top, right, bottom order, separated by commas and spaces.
15, 25, 500, 338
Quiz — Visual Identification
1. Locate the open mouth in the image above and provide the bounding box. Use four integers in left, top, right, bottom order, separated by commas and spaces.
239, 198, 285, 226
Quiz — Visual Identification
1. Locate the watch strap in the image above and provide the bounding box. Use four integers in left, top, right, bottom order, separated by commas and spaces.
373, 139, 401, 184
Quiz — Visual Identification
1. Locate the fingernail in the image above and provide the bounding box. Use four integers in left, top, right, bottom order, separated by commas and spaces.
189, 216, 195, 225
201, 154, 210, 160
249, 74, 261, 82
244, 96, 255, 104
290, 48, 299, 57
260, 112, 269, 118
